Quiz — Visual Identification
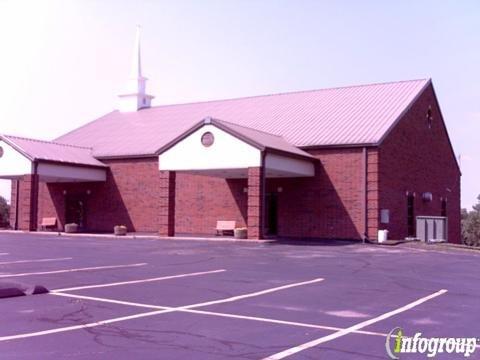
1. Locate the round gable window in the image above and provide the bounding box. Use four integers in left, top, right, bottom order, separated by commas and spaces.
0, 146, 3, 158
201, 132, 214, 147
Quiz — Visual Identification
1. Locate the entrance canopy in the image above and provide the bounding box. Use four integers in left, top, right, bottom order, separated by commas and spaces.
158, 118, 316, 178
0, 135, 107, 183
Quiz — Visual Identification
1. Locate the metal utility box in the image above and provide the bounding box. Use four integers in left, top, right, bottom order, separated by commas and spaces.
416, 216, 447, 242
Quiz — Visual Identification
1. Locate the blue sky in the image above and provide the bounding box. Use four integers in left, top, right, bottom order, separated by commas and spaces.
0, 0, 478, 208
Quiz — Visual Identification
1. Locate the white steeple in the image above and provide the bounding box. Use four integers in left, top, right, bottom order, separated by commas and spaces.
118, 26, 154, 112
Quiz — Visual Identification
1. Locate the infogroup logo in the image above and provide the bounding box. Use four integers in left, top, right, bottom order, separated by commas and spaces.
385, 327, 478, 359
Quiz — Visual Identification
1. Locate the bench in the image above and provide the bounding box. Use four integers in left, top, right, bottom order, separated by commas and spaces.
216, 220, 236, 236
40, 217, 57, 231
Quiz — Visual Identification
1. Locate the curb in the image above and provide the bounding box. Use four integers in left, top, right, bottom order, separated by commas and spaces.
0, 283, 49, 299
0, 230, 273, 244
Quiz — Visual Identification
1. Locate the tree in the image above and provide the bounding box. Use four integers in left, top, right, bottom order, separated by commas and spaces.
462, 195, 480, 246
0, 196, 9, 227
473, 195, 480, 212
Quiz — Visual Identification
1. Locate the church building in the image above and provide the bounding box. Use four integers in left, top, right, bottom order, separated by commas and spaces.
0, 29, 461, 242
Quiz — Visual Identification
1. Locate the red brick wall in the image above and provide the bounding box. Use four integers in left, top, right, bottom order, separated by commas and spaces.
367, 148, 380, 240
265, 148, 369, 240
30, 151, 370, 240
9, 180, 17, 228
175, 174, 247, 235
37, 158, 166, 233
34, 158, 248, 235
247, 167, 264, 239
378, 84, 461, 243
159, 171, 175, 236
9, 175, 39, 231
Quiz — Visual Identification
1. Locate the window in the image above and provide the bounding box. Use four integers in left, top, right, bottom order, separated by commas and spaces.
0, 146, 3, 158
380, 209, 390, 224
441, 198, 447, 217
407, 193, 415, 236
201, 132, 214, 147
426, 107, 433, 129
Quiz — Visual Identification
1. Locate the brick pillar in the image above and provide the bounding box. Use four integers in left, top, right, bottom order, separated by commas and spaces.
16, 174, 40, 231
159, 171, 175, 236
9, 180, 18, 229
247, 167, 265, 239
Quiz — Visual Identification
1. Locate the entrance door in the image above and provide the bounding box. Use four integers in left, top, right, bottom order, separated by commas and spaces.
265, 193, 278, 236
65, 194, 87, 230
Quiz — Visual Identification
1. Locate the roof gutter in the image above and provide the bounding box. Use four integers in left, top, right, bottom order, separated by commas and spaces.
36, 159, 108, 169
299, 143, 378, 151
0, 135, 34, 162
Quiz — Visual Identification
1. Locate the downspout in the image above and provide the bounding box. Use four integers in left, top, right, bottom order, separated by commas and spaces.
362, 147, 368, 243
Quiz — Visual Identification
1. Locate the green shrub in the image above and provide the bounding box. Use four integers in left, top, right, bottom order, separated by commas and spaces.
462, 195, 480, 247
0, 196, 9, 227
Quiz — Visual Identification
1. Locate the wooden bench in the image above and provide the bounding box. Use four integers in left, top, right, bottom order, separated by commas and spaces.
40, 217, 57, 231
216, 220, 236, 236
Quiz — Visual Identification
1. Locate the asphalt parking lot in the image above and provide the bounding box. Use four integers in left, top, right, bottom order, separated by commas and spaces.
0, 232, 479, 359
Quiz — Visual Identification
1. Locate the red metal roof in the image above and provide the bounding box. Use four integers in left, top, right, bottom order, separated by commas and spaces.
0, 135, 107, 167
157, 117, 315, 159
55, 79, 430, 158
204, 118, 314, 159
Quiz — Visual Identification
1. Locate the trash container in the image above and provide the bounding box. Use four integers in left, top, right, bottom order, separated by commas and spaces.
378, 230, 389, 243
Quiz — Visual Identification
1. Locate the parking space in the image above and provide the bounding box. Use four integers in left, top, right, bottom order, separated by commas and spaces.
0, 233, 479, 359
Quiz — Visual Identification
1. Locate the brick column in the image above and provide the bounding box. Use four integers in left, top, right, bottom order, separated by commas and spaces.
9, 180, 18, 229
247, 167, 265, 239
159, 171, 176, 236
16, 174, 40, 231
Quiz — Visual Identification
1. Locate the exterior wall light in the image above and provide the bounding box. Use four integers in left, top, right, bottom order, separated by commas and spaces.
422, 192, 433, 202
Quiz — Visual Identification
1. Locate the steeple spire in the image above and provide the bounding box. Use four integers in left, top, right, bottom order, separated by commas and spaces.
118, 26, 154, 112
131, 25, 142, 78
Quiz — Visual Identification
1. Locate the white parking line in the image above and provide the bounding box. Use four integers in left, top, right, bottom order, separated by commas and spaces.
262, 289, 448, 360
0, 263, 147, 278
179, 278, 324, 309
52, 269, 226, 292
1, 277, 324, 341
0, 309, 170, 341
0, 253, 9, 256
0, 257, 72, 266
52, 292, 169, 309
51, 291, 391, 338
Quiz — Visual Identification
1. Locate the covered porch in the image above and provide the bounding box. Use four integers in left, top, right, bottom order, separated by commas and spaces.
0, 135, 107, 231
157, 117, 316, 239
